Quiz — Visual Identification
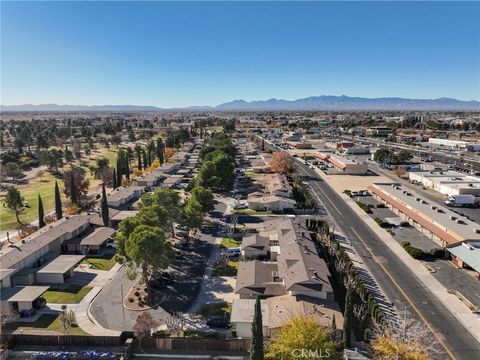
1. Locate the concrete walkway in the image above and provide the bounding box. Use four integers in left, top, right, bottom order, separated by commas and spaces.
72, 263, 123, 336
325, 172, 480, 343
188, 196, 237, 315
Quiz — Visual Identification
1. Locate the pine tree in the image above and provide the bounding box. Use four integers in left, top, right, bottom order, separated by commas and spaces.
54, 180, 63, 220
38, 194, 46, 228
101, 183, 109, 227
137, 151, 142, 170
142, 148, 147, 169
156, 138, 164, 163
116, 159, 123, 186
113, 168, 118, 189
342, 285, 353, 348
250, 296, 264, 360
125, 156, 130, 181
330, 314, 337, 341
70, 171, 78, 205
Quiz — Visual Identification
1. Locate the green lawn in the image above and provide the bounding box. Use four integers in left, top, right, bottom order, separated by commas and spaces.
0, 146, 118, 233
82, 253, 116, 271
213, 260, 239, 277
221, 237, 242, 248
43, 285, 92, 304
10, 314, 87, 335
0, 173, 66, 232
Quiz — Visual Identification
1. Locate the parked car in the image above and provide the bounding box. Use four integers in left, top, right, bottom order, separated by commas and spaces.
147, 279, 166, 290
174, 242, 188, 250
106, 243, 116, 249
175, 230, 188, 238
206, 316, 231, 329
159, 272, 175, 285
33, 297, 46, 308
227, 247, 241, 257
234, 203, 247, 210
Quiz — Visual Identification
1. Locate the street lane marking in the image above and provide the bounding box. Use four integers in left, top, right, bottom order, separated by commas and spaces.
297, 165, 343, 215
349, 226, 456, 360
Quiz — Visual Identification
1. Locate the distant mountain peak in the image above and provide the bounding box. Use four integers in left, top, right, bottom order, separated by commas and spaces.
1, 95, 479, 112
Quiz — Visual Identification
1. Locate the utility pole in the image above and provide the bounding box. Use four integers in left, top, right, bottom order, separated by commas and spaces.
120, 284, 126, 328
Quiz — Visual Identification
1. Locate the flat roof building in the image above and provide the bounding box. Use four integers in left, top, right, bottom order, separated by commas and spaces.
368, 183, 480, 279
36, 255, 84, 284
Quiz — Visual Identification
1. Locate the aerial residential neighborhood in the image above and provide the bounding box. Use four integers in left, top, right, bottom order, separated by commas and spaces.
1, 1, 480, 360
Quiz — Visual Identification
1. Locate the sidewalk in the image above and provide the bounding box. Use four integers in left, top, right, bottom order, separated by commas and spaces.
315, 165, 480, 343
76, 263, 123, 336
187, 237, 223, 315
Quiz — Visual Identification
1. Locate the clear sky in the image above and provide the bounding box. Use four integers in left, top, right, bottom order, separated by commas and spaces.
1, 1, 479, 107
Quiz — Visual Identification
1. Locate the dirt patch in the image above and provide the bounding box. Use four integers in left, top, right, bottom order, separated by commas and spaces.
124, 282, 166, 311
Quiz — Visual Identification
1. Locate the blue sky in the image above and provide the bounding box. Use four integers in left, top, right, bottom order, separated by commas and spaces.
1, 1, 479, 107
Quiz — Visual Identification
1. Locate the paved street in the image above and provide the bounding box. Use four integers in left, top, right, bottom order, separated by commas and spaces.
90, 198, 229, 331
295, 160, 480, 360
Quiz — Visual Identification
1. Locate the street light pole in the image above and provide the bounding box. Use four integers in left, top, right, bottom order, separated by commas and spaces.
120, 284, 126, 328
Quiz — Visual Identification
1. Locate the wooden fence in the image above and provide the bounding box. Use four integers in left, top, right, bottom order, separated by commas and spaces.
137, 337, 251, 352
1, 334, 125, 348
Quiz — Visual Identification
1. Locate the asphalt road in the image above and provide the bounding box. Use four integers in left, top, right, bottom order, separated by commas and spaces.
295, 160, 480, 360
91, 200, 226, 331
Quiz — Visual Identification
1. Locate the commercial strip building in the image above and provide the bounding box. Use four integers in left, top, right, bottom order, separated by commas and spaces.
409, 170, 480, 197
315, 152, 368, 175
428, 137, 480, 151
368, 183, 480, 279
232, 218, 342, 337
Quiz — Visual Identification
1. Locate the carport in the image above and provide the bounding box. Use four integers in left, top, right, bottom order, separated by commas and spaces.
0, 286, 49, 313
79, 227, 116, 255
36, 255, 84, 284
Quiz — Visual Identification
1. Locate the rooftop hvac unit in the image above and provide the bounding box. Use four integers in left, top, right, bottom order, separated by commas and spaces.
474, 229, 480, 234
416, 198, 421, 201
431, 206, 437, 210
450, 216, 457, 221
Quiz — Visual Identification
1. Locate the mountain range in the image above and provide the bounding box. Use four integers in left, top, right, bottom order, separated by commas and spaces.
1, 95, 479, 112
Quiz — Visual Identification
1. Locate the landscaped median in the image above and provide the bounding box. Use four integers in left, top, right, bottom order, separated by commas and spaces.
43, 285, 93, 304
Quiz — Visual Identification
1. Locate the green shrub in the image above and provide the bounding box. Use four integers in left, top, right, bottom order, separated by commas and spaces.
344, 190, 352, 197
356, 201, 372, 213
404, 245, 425, 260
429, 248, 445, 258
400, 240, 411, 248
153, 330, 171, 338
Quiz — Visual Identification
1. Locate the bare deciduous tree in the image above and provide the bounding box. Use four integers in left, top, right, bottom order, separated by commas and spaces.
164, 312, 186, 337
353, 303, 368, 321
133, 311, 159, 349
370, 314, 441, 360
